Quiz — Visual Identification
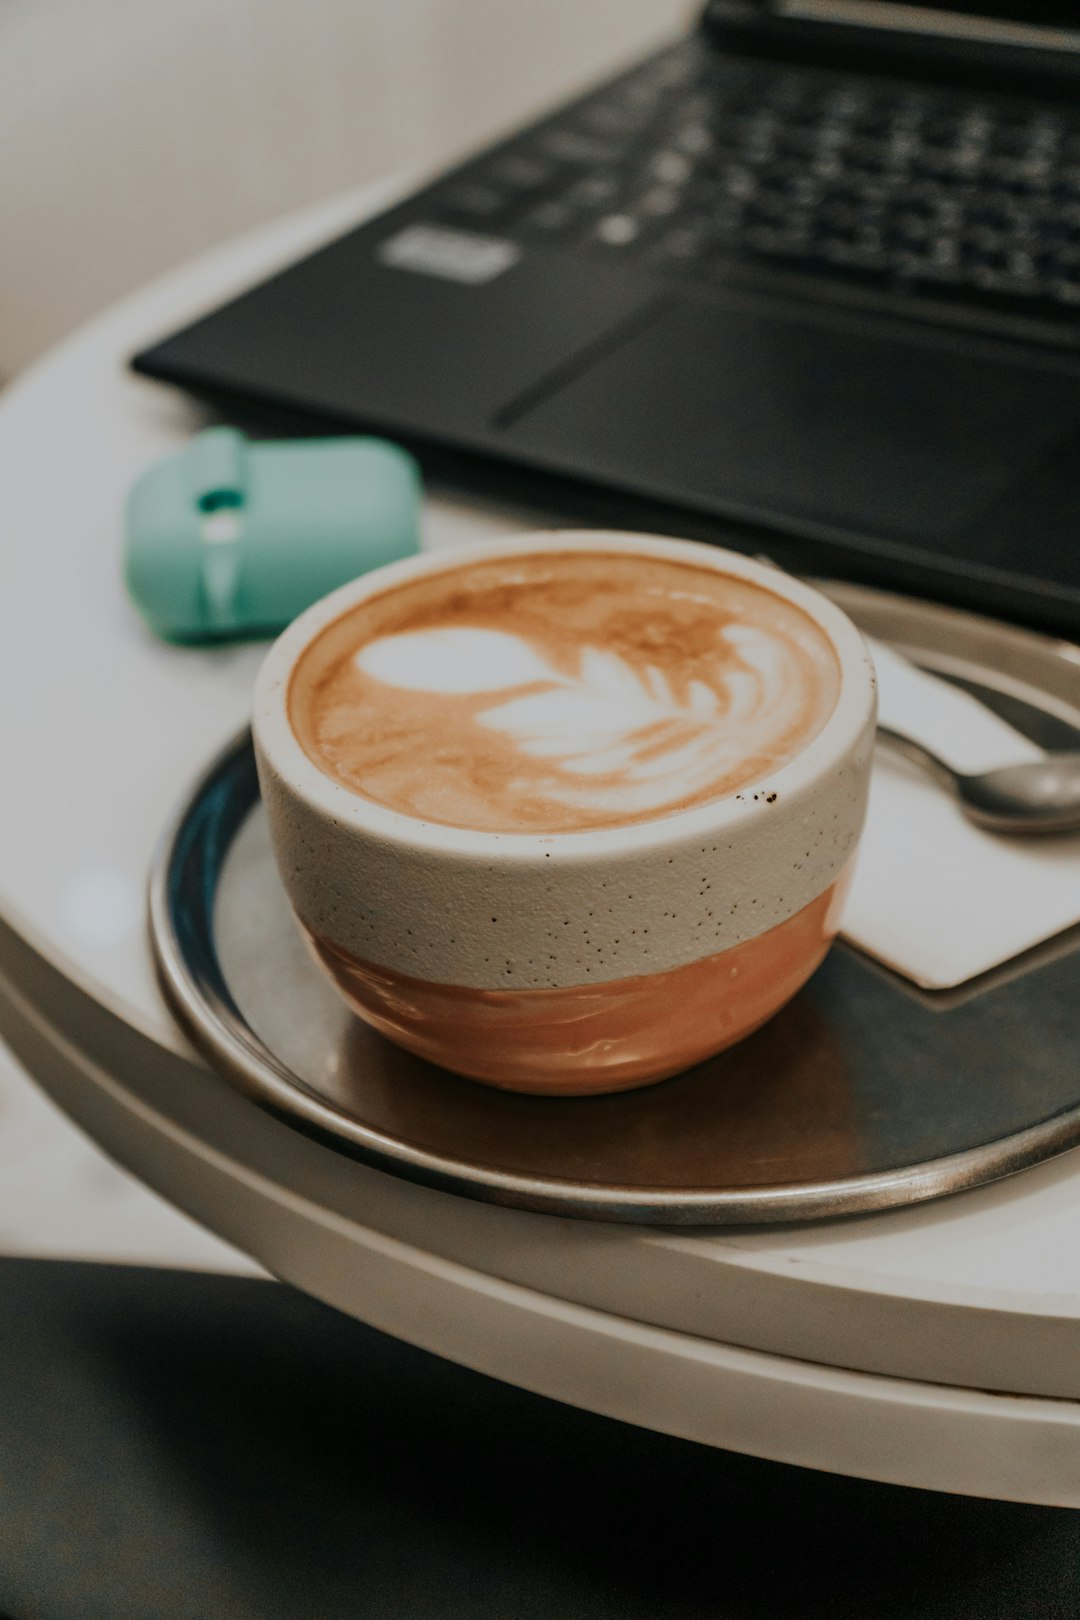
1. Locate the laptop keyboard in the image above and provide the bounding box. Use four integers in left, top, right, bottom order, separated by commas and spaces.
431, 47, 1080, 324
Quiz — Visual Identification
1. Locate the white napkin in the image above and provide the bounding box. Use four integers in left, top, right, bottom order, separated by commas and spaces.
839, 639, 1080, 989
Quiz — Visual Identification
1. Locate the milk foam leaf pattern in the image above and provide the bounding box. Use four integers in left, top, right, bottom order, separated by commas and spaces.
478, 628, 804, 817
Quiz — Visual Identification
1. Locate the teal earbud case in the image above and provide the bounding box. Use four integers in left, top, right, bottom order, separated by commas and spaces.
125, 427, 421, 641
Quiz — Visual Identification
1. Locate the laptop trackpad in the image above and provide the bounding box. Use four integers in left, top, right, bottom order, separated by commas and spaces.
501, 296, 1080, 545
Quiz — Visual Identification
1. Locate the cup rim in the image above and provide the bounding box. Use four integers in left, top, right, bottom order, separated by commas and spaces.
253, 530, 877, 861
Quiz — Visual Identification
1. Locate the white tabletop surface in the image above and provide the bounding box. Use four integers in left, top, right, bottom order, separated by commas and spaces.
4, 180, 1080, 1501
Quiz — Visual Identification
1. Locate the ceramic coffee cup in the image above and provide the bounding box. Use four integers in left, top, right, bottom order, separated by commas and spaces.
253, 532, 876, 1094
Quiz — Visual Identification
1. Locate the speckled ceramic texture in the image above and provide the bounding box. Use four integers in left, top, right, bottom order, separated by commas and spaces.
253, 533, 877, 993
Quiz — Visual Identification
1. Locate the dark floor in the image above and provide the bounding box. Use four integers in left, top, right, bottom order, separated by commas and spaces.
0, 1258, 1077, 1619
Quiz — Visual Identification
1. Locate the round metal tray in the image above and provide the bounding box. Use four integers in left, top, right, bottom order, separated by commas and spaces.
150, 582, 1080, 1225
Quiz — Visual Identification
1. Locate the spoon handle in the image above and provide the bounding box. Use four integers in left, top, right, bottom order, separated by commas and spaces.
875, 726, 960, 793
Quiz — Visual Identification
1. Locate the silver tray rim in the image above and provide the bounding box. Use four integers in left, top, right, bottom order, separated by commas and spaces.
149, 581, 1080, 1226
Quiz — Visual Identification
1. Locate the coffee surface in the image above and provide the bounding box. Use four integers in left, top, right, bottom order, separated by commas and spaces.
289, 551, 840, 833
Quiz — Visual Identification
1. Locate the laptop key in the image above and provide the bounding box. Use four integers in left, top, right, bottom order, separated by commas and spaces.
593, 214, 644, 246
673, 123, 716, 158
638, 187, 683, 217
650, 150, 695, 186
519, 198, 582, 236
565, 174, 623, 208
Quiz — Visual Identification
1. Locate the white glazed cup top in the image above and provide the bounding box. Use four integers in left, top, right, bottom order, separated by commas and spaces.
254, 531, 877, 993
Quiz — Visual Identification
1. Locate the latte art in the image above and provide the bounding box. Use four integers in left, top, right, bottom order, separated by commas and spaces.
355, 622, 810, 820
289, 551, 840, 832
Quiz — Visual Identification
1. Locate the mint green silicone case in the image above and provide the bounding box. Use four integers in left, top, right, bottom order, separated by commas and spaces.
125, 427, 421, 641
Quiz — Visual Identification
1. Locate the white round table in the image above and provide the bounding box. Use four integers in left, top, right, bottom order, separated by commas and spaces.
3, 182, 1080, 1508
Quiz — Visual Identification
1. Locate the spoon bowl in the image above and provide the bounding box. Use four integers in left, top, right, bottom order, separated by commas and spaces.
876, 728, 1080, 834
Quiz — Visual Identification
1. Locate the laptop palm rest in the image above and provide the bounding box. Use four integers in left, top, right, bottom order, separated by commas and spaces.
500, 292, 1080, 567
136, 232, 664, 439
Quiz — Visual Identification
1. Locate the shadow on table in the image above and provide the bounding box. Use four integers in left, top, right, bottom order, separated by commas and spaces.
0, 1258, 1075, 1620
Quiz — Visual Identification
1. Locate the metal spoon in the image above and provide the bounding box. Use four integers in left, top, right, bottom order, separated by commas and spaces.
876, 726, 1080, 834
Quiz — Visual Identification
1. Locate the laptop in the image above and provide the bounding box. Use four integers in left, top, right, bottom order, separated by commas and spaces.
133, 1, 1080, 635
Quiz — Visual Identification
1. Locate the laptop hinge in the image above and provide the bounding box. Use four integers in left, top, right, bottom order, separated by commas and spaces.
701, 0, 1080, 90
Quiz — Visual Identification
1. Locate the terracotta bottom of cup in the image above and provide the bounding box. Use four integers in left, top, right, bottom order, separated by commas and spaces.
302, 868, 851, 1096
